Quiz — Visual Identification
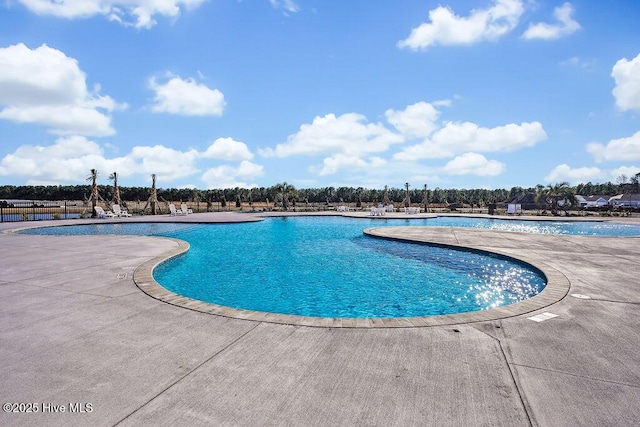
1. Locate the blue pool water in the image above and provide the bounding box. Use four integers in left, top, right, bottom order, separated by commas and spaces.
422, 216, 640, 236
153, 217, 547, 317
19, 216, 639, 318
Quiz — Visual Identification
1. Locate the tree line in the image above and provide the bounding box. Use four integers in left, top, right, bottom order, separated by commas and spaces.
0, 176, 637, 207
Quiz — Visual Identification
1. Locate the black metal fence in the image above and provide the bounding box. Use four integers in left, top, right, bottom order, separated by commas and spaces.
0, 200, 85, 222
0, 199, 334, 222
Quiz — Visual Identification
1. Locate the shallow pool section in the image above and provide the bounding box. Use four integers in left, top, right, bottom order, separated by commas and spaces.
425, 216, 640, 236
18, 222, 200, 236
150, 217, 546, 318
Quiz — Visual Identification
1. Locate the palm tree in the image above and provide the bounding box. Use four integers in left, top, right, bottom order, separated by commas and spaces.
279, 182, 289, 210
142, 174, 158, 214
422, 184, 429, 212
86, 168, 99, 218
403, 182, 411, 207
109, 172, 121, 207
270, 182, 290, 210
151, 174, 158, 214
278, 182, 298, 210
537, 182, 575, 215
382, 185, 391, 206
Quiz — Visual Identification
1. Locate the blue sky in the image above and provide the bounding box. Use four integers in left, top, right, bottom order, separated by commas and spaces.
0, 0, 639, 190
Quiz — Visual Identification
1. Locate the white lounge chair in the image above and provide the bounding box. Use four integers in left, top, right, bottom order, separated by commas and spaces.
169, 204, 185, 216
112, 204, 131, 217
404, 206, 420, 214
180, 204, 193, 215
95, 206, 115, 218
337, 205, 347, 212
370, 207, 385, 216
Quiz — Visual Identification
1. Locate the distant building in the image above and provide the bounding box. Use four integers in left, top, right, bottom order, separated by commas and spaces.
575, 195, 609, 208
506, 193, 539, 210
608, 194, 640, 208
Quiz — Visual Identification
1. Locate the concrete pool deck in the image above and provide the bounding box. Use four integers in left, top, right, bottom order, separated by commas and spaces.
1, 212, 639, 426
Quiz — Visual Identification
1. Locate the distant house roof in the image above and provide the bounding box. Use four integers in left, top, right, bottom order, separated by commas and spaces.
575, 195, 609, 207
583, 195, 608, 202
509, 192, 537, 204
609, 193, 640, 202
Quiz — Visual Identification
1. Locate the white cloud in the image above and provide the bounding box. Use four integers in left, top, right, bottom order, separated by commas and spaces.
259, 113, 403, 158
318, 155, 386, 176
254, 102, 548, 180
18, 0, 207, 29
610, 166, 640, 181
201, 160, 264, 189
611, 53, 640, 112
328, 162, 443, 192
128, 145, 200, 180
397, 0, 524, 50
269, 0, 299, 14
149, 75, 225, 116
0, 106, 115, 137
395, 121, 547, 160
0, 133, 268, 187
202, 137, 253, 161
385, 102, 441, 139
587, 131, 640, 162
442, 152, 505, 176
236, 160, 264, 178
523, 3, 580, 40
0, 43, 124, 136
560, 56, 594, 70
0, 136, 203, 184
544, 164, 605, 184
432, 99, 453, 107
0, 136, 134, 184
0, 136, 96, 181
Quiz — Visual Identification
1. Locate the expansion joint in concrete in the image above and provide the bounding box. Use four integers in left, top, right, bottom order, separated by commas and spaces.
509, 363, 640, 389
114, 322, 261, 425
590, 298, 640, 306
472, 324, 534, 427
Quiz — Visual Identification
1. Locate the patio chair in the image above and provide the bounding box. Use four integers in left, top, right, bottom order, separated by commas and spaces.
180, 204, 193, 215
112, 204, 132, 217
95, 206, 115, 218
370, 207, 385, 216
169, 204, 185, 216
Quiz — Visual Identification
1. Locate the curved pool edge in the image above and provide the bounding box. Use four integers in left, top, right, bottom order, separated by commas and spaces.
133, 227, 571, 328
363, 227, 571, 326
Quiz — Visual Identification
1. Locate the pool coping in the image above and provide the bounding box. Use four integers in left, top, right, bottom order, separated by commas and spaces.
131, 224, 571, 328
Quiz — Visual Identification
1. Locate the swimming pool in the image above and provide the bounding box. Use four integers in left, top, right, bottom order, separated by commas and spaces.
20, 216, 638, 319
20, 216, 557, 318
151, 217, 547, 317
